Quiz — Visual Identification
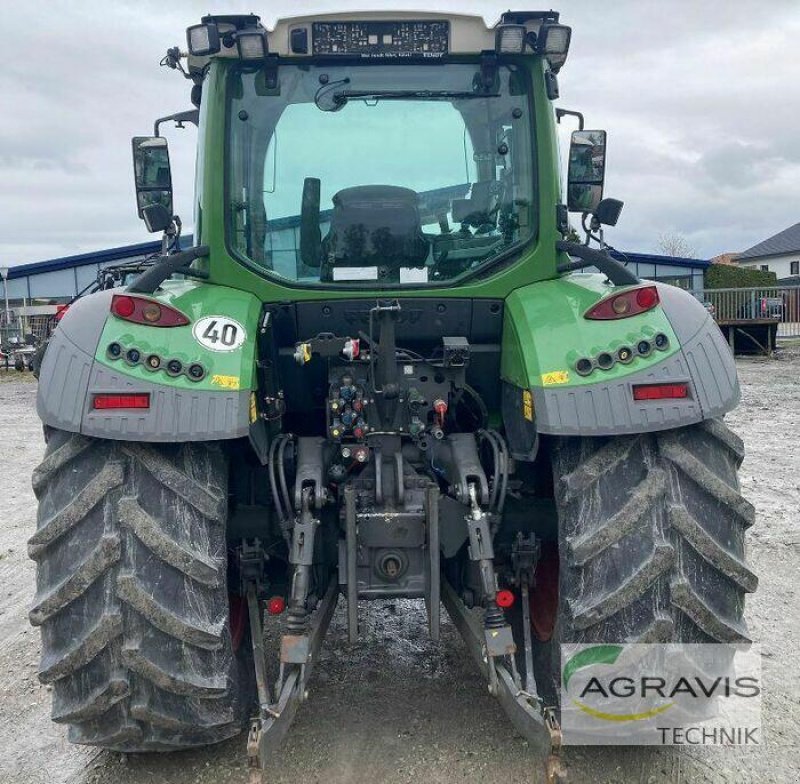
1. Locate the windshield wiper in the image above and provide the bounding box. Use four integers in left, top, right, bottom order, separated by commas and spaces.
322, 89, 499, 111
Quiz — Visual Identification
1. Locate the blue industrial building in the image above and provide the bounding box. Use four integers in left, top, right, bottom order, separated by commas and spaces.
2, 238, 708, 306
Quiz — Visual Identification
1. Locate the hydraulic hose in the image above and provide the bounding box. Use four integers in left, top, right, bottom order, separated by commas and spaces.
268, 435, 287, 524
556, 240, 639, 286
127, 245, 209, 293
277, 435, 294, 522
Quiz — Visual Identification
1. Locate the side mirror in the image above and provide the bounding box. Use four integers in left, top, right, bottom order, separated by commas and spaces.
567, 129, 607, 213
132, 136, 173, 224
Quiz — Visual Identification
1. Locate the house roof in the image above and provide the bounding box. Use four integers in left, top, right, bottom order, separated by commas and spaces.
738, 222, 800, 260
710, 252, 740, 265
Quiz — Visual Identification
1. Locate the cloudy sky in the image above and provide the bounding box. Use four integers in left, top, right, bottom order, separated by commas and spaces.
2, 0, 799, 266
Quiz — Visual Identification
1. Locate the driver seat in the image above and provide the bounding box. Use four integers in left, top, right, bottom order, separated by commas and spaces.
321, 185, 429, 282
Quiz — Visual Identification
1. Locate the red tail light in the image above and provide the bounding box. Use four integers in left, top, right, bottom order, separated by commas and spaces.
92, 393, 151, 410
632, 383, 689, 401
110, 295, 189, 327
55, 304, 70, 322
585, 285, 660, 320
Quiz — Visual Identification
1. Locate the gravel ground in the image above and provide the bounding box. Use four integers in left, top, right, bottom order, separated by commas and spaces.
0, 351, 798, 784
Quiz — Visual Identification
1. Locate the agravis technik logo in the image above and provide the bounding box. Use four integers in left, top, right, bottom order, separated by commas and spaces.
560, 643, 762, 745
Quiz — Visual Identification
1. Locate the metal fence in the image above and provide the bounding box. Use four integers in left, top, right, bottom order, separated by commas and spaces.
690, 286, 800, 339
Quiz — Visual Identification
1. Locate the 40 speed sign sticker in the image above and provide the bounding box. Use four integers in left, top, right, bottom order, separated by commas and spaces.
192, 316, 247, 352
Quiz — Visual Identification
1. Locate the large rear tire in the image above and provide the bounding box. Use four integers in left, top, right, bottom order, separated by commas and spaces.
551, 419, 756, 681
29, 429, 252, 751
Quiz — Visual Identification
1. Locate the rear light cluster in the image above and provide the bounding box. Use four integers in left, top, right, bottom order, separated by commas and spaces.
110, 294, 190, 327
106, 342, 205, 381
574, 332, 670, 377
585, 285, 660, 320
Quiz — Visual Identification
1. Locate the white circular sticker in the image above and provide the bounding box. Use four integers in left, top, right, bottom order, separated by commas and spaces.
192, 316, 246, 352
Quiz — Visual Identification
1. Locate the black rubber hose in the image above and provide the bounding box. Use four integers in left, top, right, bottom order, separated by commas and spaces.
127, 245, 209, 293
462, 383, 489, 430
268, 435, 286, 523
478, 429, 500, 513
494, 431, 510, 516
482, 428, 509, 516
556, 240, 639, 286
278, 435, 294, 520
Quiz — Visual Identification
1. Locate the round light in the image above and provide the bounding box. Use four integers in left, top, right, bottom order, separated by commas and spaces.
654, 333, 669, 350
597, 352, 614, 370
496, 589, 515, 609
575, 357, 593, 376
113, 296, 135, 318
266, 596, 285, 615
107, 342, 122, 359
636, 287, 659, 309
612, 297, 631, 315
146, 354, 161, 370
637, 340, 652, 356
166, 359, 183, 375
142, 303, 162, 323
617, 346, 633, 363
125, 348, 141, 364
188, 363, 204, 380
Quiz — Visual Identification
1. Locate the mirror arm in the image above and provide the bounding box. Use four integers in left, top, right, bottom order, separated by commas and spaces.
154, 109, 200, 137
128, 245, 210, 294
556, 240, 639, 286
555, 108, 584, 130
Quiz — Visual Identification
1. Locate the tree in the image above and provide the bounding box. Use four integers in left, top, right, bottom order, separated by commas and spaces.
657, 232, 697, 259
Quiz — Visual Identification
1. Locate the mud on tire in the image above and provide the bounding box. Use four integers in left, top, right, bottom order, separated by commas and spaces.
552, 418, 757, 653
29, 429, 252, 751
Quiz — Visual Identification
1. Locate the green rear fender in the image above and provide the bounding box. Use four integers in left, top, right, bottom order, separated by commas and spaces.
36, 280, 262, 442
94, 280, 261, 394
501, 274, 739, 438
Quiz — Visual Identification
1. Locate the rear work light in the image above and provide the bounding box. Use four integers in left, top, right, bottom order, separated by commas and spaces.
585, 285, 660, 320
92, 393, 151, 410
632, 383, 689, 401
110, 295, 190, 327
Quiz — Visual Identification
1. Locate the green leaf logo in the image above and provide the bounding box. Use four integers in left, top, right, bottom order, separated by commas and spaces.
563, 644, 623, 689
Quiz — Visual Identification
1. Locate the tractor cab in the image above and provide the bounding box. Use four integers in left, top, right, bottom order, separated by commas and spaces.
134, 12, 579, 293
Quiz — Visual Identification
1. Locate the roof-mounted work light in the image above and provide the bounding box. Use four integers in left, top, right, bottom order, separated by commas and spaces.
495, 24, 527, 53
536, 24, 572, 72
236, 29, 268, 60
187, 22, 221, 56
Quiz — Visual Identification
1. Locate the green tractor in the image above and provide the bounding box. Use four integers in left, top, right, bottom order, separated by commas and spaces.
30, 9, 755, 779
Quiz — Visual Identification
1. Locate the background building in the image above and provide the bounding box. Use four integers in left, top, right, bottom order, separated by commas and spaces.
734, 222, 800, 283
1, 239, 709, 311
